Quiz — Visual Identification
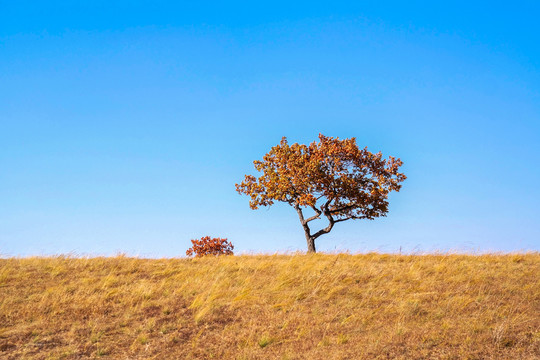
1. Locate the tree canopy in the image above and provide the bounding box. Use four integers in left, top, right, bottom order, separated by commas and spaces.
236, 134, 406, 252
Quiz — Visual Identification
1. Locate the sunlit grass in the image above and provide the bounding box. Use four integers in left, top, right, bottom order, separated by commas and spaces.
0, 252, 538, 359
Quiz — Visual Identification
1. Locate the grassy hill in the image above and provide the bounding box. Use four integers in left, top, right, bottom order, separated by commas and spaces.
1, 253, 538, 359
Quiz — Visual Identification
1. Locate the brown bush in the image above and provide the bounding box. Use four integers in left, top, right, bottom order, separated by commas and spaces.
186, 236, 234, 257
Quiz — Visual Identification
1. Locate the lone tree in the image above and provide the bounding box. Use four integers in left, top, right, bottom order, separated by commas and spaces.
236, 134, 406, 253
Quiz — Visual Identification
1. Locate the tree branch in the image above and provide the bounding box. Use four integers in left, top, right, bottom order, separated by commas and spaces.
334, 216, 354, 223
328, 203, 357, 214
294, 204, 312, 238
303, 205, 322, 223
311, 201, 335, 240
334, 214, 369, 223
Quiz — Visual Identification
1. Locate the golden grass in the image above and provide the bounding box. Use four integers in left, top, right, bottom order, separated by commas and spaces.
0, 253, 539, 359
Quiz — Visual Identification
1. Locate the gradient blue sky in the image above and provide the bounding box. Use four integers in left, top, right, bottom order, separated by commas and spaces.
1, 1, 539, 256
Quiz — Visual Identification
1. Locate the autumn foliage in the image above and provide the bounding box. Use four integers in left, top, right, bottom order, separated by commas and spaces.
185, 236, 234, 257
236, 134, 406, 252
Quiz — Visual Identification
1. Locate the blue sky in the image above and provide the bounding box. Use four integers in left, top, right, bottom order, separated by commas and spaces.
1, 1, 539, 256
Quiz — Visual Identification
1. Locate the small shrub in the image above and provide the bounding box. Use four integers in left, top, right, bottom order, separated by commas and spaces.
96, 347, 109, 356
186, 236, 234, 257
337, 334, 349, 344
138, 335, 148, 345
258, 335, 274, 348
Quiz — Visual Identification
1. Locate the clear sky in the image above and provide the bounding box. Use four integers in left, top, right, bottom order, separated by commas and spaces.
1, 1, 539, 256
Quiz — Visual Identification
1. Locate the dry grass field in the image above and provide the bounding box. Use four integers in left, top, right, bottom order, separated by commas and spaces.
0, 253, 538, 359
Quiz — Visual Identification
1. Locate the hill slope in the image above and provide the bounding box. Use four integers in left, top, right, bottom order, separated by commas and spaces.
1, 253, 539, 359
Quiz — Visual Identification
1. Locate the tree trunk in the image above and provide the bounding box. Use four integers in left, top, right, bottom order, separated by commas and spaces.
306, 234, 316, 253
